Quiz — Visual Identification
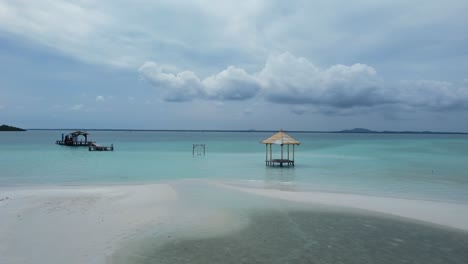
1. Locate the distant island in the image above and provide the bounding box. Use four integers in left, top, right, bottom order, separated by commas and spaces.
335, 128, 467, 134
0, 124, 26, 131
336, 128, 376, 133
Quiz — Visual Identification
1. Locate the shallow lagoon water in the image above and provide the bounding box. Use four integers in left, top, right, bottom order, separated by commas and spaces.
111, 182, 468, 264
1, 130, 468, 203
114, 210, 468, 264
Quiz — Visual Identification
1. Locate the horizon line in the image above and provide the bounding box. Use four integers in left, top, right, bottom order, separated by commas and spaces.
24, 128, 468, 134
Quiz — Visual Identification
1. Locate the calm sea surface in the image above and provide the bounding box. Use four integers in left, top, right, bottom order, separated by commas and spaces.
1, 130, 468, 203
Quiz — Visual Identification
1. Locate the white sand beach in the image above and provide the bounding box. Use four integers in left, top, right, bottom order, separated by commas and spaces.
0, 184, 178, 264
2, 182, 468, 264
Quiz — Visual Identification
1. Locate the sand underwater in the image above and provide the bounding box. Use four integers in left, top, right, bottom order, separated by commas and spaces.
110, 181, 468, 264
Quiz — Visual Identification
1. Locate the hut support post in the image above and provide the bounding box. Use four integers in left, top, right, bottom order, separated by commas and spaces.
270, 144, 272, 161
293, 145, 295, 165
281, 144, 284, 167
287, 144, 290, 160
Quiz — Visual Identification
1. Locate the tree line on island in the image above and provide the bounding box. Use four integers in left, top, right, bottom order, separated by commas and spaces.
0, 124, 26, 131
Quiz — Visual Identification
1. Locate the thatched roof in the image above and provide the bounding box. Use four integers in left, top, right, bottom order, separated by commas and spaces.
261, 131, 300, 145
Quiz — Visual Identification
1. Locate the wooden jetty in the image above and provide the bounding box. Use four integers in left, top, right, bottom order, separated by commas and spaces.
56, 131, 114, 151
89, 143, 114, 151
56, 131, 95, 146
261, 130, 300, 167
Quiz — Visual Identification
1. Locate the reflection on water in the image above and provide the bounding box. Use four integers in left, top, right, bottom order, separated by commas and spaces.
263, 166, 297, 191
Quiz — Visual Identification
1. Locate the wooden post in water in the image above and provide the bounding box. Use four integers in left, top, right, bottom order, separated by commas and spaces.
269, 144, 272, 162
293, 144, 295, 165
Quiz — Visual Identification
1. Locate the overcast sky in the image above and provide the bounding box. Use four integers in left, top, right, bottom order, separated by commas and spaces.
1, 0, 468, 131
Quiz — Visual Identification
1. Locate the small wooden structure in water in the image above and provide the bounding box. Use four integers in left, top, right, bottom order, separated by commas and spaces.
56, 131, 95, 146
56, 131, 113, 151
261, 130, 300, 167
89, 143, 114, 151
193, 144, 206, 156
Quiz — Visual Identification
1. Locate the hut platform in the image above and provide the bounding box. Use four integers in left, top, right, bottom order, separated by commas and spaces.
266, 159, 295, 167
89, 143, 114, 151
56, 140, 95, 146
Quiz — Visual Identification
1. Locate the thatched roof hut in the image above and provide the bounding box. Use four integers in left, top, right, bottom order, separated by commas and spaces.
261, 130, 300, 167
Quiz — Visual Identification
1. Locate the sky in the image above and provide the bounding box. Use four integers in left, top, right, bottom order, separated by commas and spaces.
1, 0, 468, 131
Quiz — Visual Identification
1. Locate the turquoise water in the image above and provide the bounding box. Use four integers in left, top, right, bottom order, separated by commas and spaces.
3, 130, 468, 263
1, 130, 468, 202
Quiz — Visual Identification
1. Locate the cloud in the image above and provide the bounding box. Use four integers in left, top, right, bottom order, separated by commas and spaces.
290, 105, 308, 115
140, 52, 468, 114
139, 62, 261, 102
0, 0, 114, 64
96, 96, 105, 102
243, 108, 253, 115
0, 0, 269, 68
393, 80, 468, 111
1, 0, 468, 77
203, 66, 261, 100
259, 52, 386, 108
69, 104, 85, 111
138, 62, 203, 102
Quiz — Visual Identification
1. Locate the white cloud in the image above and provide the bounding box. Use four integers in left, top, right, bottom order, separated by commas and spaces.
140, 52, 468, 114
259, 52, 385, 108
138, 62, 203, 102
203, 66, 261, 100
96, 95, 105, 102
1, 0, 467, 78
0, 0, 115, 64
139, 62, 261, 102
